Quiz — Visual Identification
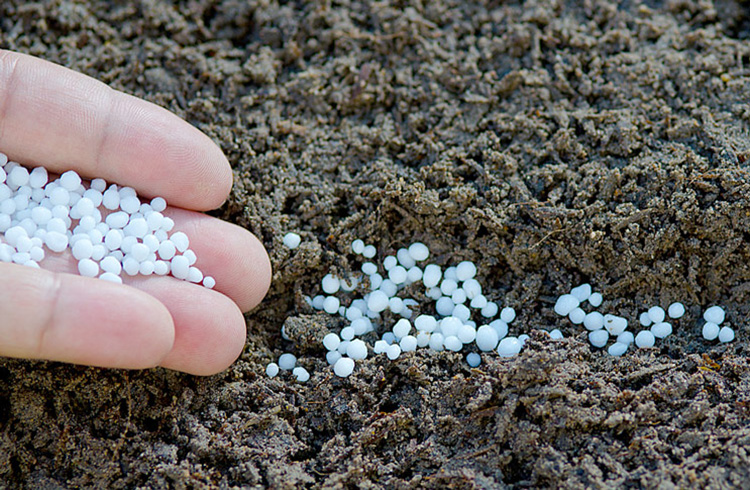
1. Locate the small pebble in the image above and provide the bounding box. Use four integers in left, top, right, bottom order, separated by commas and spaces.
635, 331, 655, 348
704, 306, 725, 325
278, 353, 297, 370
554, 294, 580, 316
292, 367, 310, 382
719, 326, 735, 343
588, 329, 609, 348
608, 342, 628, 357
588, 292, 603, 307
497, 337, 522, 357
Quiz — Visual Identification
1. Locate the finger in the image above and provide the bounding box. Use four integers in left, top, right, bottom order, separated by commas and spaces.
0, 49, 232, 211
162, 207, 272, 312
0, 263, 174, 369
127, 276, 247, 375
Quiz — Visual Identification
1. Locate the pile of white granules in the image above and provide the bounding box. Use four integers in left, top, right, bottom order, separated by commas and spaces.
0, 152, 214, 288
270, 233, 737, 381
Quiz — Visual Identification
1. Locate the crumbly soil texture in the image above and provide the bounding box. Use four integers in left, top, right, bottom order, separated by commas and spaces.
4, 0, 750, 488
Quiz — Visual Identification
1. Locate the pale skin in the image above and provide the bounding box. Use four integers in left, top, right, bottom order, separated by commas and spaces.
0, 50, 272, 375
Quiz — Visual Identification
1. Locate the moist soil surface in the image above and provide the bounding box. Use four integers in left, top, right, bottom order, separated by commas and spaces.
3, 0, 750, 488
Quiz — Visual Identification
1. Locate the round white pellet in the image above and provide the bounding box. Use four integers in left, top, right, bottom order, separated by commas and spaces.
608, 342, 628, 357
639, 312, 652, 327
651, 322, 672, 339
399, 335, 418, 352
123, 257, 140, 276
74, 197, 95, 217
361, 262, 378, 275
470, 295, 488, 309
187, 267, 203, 283
30, 206, 52, 226
158, 240, 176, 260
648, 306, 666, 324
105, 211, 129, 229
451, 288, 467, 305
323, 333, 341, 351
373, 340, 389, 354
719, 326, 735, 343
49, 187, 70, 206
443, 336, 462, 352
635, 331, 656, 348
321, 274, 340, 294
429, 332, 445, 351
145, 196, 166, 213
668, 302, 686, 319
423, 264, 442, 288
347, 339, 368, 360
457, 324, 476, 344
170, 232, 189, 252
340, 327, 355, 341
466, 352, 481, 367
475, 325, 499, 351
452, 304, 471, 322
500, 307, 516, 324
282, 232, 301, 249
570, 283, 592, 302
392, 318, 411, 339
140, 261, 156, 276
143, 234, 160, 253
293, 367, 310, 382
604, 315, 628, 336
8, 166, 29, 188
489, 319, 509, 339
101, 188, 120, 210
588, 329, 609, 348
583, 312, 604, 331
266, 363, 280, 377
28, 167, 48, 188
130, 243, 150, 262
455, 261, 477, 281
323, 296, 340, 314
386, 344, 402, 360
388, 265, 408, 284
100, 256, 122, 275
388, 297, 404, 314
29, 246, 44, 262
146, 211, 164, 231
568, 307, 586, 325
278, 353, 297, 370
396, 248, 415, 269
311, 295, 326, 310
124, 218, 148, 238
414, 315, 437, 333
83, 189, 103, 207
202, 275, 215, 288
440, 316, 462, 337
352, 318, 372, 335
351, 239, 365, 254
368, 290, 390, 313
588, 292, 603, 307
383, 256, 397, 271
408, 242, 429, 261
497, 337, 522, 357
44, 231, 68, 253
416, 331, 430, 347
153, 260, 168, 276
91, 244, 106, 261
71, 239, 94, 260
171, 255, 190, 279
462, 279, 481, 299
362, 245, 377, 258
326, 351, 342, 365
99, 272, 123, 284
549, 329, 564, 340
481, 302, 498, 318
12, 252, 30, 264
702, 322, 720, 341
704, 306, 725, 325
554, 294, 580, 316
15, 235, 32, 253
617, 331, 635, 344
59, 170, 81, 191
440, 279, 458, 296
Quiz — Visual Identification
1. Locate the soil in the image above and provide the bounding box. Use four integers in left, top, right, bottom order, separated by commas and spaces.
3, 0, 750, 488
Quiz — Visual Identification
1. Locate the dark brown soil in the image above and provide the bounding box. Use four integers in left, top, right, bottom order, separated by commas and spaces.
4, 0, 750, 487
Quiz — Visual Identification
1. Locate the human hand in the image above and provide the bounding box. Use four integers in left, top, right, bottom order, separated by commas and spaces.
0, 50, 271, 375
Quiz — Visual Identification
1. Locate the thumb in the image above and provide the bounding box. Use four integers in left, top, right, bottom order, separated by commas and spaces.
0, 263, 175, 369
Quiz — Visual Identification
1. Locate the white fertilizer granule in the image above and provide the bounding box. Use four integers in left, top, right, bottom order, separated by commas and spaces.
0, 153, 214, 289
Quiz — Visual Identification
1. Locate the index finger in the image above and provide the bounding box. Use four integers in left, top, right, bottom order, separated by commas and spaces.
0, 50, 232, 211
